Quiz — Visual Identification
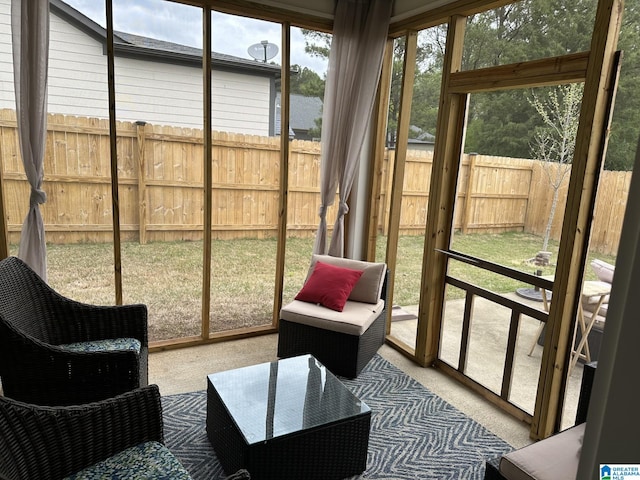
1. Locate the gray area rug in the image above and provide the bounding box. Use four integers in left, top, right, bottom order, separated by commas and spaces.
162, 354, 513, 479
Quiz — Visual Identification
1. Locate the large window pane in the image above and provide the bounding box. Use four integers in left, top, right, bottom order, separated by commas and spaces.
382, 28, 445, 350
38, 1, 116, 304
112, 0, 205, 341
462, 0, 597, 71
209, 12, 283, 333
283, 26, 331, 306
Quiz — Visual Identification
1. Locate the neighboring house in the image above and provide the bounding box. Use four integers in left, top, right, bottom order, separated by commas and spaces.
275, 93, 323, 141
0, 0, 281, 135
386, 125, 436, 151
408, 125, 435, 152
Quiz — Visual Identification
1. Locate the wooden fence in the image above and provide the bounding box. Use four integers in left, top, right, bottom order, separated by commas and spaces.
0, 110, 628, 255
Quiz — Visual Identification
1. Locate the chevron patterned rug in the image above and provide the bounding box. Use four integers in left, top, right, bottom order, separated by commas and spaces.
162, 354, 513, 479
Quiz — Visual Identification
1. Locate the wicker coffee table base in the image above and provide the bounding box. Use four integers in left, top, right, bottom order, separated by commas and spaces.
206, 356, 371, 480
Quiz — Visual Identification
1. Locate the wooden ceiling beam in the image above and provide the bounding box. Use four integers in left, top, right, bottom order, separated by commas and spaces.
167, 0, 333, 32
389, 0, 517, 35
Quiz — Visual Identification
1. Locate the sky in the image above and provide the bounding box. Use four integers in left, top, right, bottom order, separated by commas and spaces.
63, 0, 329, 74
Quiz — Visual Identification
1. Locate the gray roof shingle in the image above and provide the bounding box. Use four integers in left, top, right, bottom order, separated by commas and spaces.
275, 93, 323, 135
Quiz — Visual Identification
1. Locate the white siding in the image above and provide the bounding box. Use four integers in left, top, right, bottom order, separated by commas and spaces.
0, 1, 272, 135
47, 11, 110, 119
0, 1, 15, 108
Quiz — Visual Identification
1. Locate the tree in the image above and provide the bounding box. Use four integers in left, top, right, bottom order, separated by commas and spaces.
459, 0, 639, 171
301, 31, 431, 146
460, 0, 594, 159
299, 0, 640, 171
528, 83, 583, 251
461, 3, 537, 70
307, 116, 322, 140
289, 65, 325, 99
603, 1, 640, 171
465, 90, 540, 158
301, 29, 331, 60
409, 69, 441, 138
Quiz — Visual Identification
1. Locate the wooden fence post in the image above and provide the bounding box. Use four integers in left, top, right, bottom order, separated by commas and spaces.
0, 147, 9, 259
383, 149, 394, 236
135, 121, 147, 245
462, 153, 477, 234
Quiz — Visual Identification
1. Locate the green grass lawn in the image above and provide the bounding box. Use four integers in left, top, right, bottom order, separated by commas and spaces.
378, 231, 616, 305
26, 232, 615, 341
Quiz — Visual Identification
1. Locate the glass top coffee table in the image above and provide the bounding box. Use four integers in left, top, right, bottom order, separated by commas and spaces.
206, 354, 371, 480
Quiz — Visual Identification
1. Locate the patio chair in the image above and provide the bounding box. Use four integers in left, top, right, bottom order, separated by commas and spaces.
0, 384, 195, 480
583, 259, 614, 319
527, 259, 614, 358
278, 255, 388, 378
0, 256, 148, 406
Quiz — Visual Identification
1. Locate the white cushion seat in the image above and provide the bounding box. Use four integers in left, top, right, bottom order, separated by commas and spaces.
584, 259, 615, 319
499, 424, 585, 480
280, 299, 385, 336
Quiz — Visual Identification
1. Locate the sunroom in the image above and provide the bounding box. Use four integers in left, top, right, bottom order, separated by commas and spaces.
0, 0, 637, 477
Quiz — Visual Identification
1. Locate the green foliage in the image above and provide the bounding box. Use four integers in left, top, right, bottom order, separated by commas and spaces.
409, 70, 441, 137
385, 38, 406, 145
460, 0, 596, 159
301, 29, 331, 60
457, 0, 639, 170
290, 65, 325, 99
462, 3, 538, 70
465, 90, 540, 157
308, 116, 322, 139
299, 0, 639, 170
604, 2, 640, 171
528, 84, 582, 167
526, 0, 595, 57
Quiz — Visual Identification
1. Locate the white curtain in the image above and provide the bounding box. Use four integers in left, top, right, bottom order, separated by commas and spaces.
11, 0, 49, 280
313, 0, 392, 257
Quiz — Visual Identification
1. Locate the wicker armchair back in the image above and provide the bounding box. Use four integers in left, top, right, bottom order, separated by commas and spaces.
0, 256, 148, 406
0, 385, 174, 480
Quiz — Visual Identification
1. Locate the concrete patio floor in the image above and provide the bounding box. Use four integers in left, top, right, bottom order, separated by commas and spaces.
149, 336, 535, 450
149, 294, 592, 451
390, 293, 586, 431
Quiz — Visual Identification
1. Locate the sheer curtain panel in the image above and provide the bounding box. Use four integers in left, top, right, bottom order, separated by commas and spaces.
11, 0, 49, 280
313, 0, 392, 257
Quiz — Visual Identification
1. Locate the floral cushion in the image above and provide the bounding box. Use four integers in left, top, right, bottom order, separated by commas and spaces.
63, 441, 192, 479
59, 337, 141, 354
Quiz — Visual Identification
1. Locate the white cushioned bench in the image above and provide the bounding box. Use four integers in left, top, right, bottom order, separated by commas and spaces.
498, 423, 584, 480
483, 362, 596, 480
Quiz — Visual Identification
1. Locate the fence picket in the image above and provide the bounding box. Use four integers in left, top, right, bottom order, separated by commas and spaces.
0, 110, 626, 255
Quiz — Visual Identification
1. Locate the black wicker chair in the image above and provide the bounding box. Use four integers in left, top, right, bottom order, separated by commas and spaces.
278, 255, 389, 378
0, 384, 194, 480
0, 256, 148, 406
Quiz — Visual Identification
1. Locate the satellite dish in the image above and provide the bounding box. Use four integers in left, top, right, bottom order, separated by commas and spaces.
248, 40, 278, 63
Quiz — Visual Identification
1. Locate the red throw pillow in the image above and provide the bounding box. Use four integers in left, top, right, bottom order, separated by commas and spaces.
295, 261, 364, 312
